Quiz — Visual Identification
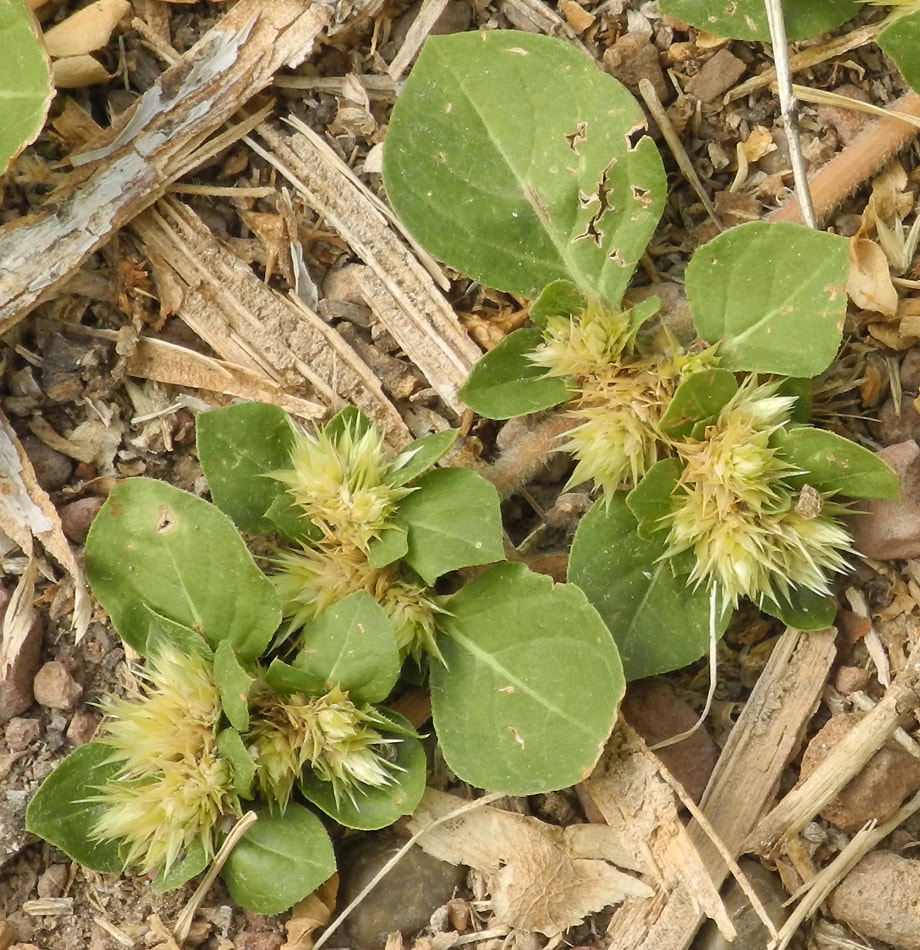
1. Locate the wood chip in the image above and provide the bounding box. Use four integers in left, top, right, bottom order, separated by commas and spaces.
130, 196, 411, 445
0, 0, 379, 327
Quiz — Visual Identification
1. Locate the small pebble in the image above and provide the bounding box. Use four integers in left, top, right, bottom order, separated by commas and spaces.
686, 48, 746, 102
850, 441, 920, 559
337, 835, 466, 950
20, 435, 74, 492
621, 679, 717, 802
65, 708, 98, 746
828, 851, 920, 950
59, 497, 104, 544
36, 864, 69, 899
32, 662, 83, 711
0, 611, 43, 725
4, 717, 42, 751
799, 713, 920, 831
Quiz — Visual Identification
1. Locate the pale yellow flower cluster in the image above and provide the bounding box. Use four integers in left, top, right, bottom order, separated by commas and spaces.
529, 300, 853, 610
663, 380, 852, 609
92, 646, 238, 874
272, 418, 445, 661
249, 685, 401, 809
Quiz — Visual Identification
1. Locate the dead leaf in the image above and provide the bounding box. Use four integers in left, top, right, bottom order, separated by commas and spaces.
741, 126, 775, 163
51, 54, 111, 88
407, 789, 652, 937
43, 0, 130, 58
847, 236, 898, 316
282, 876, 338, 950
0, 410, 90, 643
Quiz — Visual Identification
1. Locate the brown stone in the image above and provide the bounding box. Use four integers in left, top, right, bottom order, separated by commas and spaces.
800, 713, 920, 831
0, 607, 43, 725
686, 48, 747, 102
828, 852, 920, 950
32, 661, 83, 711
850, 441, 920, 560
621, 679, 718, 802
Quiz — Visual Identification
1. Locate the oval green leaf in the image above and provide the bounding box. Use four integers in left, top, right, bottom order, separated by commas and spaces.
431, 562, 624, 795
568, 495, 726, 681
383, 31, 666, 301
299, 711, 426, 830
292, 591, 401, 703
25, 741, 124, 873
626, 457, 682, 540
657, 0, 855, 41
459, 328, 572, 420
760, 587, 837, 632
217, 727, 257, 799
775, 427, 901, 500
394, 468, 505, 584
85, 479, 281, 660
221, 804, 336, 915
879, 12, 920, 93
197, 402, 296, 535
686, 222, 848, 377
530, 280, 588, 327
0, 0, 53, 175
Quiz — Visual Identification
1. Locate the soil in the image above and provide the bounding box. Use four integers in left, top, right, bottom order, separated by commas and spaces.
2, 2, 920, 949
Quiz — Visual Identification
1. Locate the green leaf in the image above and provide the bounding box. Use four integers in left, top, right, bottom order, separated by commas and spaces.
144, 611, 214, 661
760, 587, 837, 632
459, 328, 572, 419
25, 742, 124, 873
263, 657, 327, 696
324, 405, 374, 441
292, 592, 401, 703
264, 494, 318, 545
626, 458, 682, 540
85, 479, 281, 661
222, 804, 336, 915
367, 525, 410, 569
687, 222, 848, 377
879, 11, 920, 93
568, 495, 726, 681
299, 711, 427, 830
395, 468, 505, 584
383, 31, 666, 301
529, 280, 588, 327
776, 377, 813, 423
387, 430, 459, 486
217, 728, 256, 799
196, 402, 295, 535
0, 0, 53, 175
657, 0, 855, 41
658, 369, 738, 440
431, 562, 624, 795
153, 838, 208, 893
774, 427, 900, 499
214, 640, 253, 733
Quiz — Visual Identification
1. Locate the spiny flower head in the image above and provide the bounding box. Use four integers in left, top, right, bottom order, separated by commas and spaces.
528, 299, 633, 380
663, 379, 853, 608
379, 581, 449, 664
563, 359, 680, 494
91, 645, 238, 874
276, 419, 413, 550
272, 540, 389, 633
248, 685, 402, 810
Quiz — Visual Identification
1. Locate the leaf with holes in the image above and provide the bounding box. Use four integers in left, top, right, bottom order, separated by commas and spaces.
657, 0, 855, 41
384, 30, 666, 303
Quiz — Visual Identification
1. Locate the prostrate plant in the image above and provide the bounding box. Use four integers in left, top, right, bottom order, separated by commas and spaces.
382, 30, 900, 681
26, 402, 625, 913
